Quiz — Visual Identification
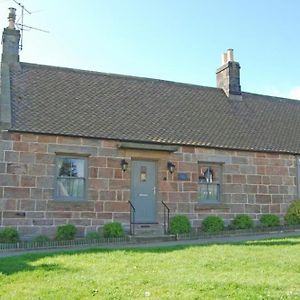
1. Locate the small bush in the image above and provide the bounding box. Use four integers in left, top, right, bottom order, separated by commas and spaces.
33, 235, 50, 243
55, 224, 77, 241
0, 227, 20, 243
260, 214, 280, 227
202, 216, 224, 233
284, 200, 300, 225
169, 215, 191, 234
86, 231, 101, 240
230, 214, 254, 230
103, 222, 124, 238
285, 214, 300, 225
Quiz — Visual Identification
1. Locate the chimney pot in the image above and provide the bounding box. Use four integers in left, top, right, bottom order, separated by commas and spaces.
8, 7, 16, 30
227, 49, 234, 62
222, 52, 227, 65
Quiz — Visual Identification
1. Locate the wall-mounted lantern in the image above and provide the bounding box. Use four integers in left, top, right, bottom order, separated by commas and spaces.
120, 159, 128, 172
167, 161, 176, 174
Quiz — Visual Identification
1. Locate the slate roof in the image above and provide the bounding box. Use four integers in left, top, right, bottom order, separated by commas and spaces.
9, 62, 300, 154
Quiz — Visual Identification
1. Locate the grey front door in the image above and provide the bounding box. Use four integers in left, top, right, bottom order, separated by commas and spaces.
131, 160, 157, 223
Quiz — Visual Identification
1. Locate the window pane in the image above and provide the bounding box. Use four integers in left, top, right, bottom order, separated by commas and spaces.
71, 159, 84, 177
58, 158, 74, 177
198, 183, 220, 203
198, 164, 220, 183
58, 158, 85, 177
140, 166, 147, 182
57, 178, 85, 198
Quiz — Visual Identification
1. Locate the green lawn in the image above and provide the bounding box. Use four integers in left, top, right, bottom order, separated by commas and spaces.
1, 237, 300, 299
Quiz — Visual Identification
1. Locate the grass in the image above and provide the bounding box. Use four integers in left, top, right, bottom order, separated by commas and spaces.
1, 237, 300, 299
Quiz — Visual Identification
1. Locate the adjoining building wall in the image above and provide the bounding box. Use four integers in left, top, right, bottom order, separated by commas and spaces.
0, 131, 297, 239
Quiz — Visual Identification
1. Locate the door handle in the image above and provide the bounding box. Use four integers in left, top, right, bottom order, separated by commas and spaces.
153, 187, 156, 195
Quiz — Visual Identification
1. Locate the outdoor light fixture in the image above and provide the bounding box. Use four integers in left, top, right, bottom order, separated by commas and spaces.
167, 161, 176, 174
120, 159, 128, 172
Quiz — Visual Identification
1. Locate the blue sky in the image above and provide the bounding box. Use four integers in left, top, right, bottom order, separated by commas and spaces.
0, 0, 299, 99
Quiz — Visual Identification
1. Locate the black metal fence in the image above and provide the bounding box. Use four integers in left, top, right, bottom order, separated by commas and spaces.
0, 236, 130, 252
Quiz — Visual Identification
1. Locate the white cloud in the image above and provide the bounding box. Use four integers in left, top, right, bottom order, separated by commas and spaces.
259, 86, 300, 100
289, 87, 300, 100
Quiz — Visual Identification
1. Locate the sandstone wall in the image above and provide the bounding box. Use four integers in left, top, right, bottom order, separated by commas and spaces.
0, 132, 297, 238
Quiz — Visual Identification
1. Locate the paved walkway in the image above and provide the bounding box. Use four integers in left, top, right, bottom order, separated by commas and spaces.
1, 230, 300, 257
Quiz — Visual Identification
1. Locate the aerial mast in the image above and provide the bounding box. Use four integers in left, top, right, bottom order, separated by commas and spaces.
12, 0, 49, 50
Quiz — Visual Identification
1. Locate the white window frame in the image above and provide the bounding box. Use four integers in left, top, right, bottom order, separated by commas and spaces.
54, 155, 88, 202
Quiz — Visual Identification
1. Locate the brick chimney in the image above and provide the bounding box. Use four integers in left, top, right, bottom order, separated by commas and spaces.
0, 8, 21, 129
216, 49, 242, 100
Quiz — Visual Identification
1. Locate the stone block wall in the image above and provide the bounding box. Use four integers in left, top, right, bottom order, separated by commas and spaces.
0, 131, 298, 239
163, 147, 297, 227
0, 132, 131, 239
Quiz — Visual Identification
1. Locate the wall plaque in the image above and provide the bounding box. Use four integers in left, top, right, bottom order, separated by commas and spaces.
177, 173, 190, 181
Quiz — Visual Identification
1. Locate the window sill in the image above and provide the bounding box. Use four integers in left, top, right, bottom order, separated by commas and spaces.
54, 199, 87, 203
195, 203, 230, 210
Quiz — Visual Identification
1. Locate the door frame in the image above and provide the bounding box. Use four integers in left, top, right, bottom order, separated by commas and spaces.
130, 159, 158, 224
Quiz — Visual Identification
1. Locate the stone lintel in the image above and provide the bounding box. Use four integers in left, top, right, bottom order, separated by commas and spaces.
118, 142, 179, 152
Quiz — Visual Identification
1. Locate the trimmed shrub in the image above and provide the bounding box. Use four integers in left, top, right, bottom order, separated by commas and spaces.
55, 224, 77, 241
103, 222, 124, 238
33, 235, 51, 243
284, 200, 300, 225
285, 214, 300, 225
86, 231, 101, 240
260, 214, 280, 227
0, 227, 20, 243
201, 216, 224, 233
230, 214, 254, 230
169, 215, 191, 235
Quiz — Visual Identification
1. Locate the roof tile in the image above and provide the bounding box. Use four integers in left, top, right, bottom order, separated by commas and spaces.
9, 63, 300, 154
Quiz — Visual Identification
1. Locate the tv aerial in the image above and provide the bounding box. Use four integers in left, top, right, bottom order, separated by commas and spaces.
12, 0, 49, 50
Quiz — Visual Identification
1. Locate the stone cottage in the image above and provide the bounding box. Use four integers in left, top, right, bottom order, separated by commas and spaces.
0, 8, 300, 239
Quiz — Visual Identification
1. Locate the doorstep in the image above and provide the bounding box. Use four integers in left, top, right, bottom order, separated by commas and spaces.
128, 234, 176, 243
